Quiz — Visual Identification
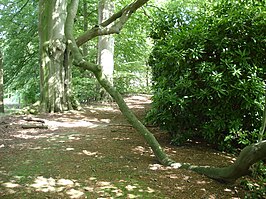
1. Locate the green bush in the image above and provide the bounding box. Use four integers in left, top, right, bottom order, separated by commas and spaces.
241, 162, 266, 198
147, 0, 266, 150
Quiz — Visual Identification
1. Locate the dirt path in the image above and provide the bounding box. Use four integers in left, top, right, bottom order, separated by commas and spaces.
0, 95, 248, 198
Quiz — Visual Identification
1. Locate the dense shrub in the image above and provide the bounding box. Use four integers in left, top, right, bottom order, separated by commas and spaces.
147, 0, 266, 150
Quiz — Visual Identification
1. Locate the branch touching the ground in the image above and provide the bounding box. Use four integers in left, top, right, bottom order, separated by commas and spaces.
172, 140, 266, 183
76, 0, 150, 47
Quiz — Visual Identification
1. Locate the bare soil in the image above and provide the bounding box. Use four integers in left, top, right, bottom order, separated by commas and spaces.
0, 95, 250, 198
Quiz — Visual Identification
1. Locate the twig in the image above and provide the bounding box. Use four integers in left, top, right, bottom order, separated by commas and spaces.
23, 118, 45, 123
21, 124, 48, 129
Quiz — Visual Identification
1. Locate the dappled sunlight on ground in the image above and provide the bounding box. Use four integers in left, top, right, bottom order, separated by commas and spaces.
13, 130, 55, 140
46, 120, 100, 130
148, 163, 173, 171
124, 95, 152, 109
0, 95, 248, 198
1, 175, 158, 198
212, 152, 236, 163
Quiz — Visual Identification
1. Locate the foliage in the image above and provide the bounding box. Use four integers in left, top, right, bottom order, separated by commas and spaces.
241, 162, 266, 199
1, 0, 39, 106
114, 62, 151, 94
1, 0, 152, 105
113, 1, 153, 95
72, 68, 101, 102
147, 0, 266, 150
72, 0, 153, 102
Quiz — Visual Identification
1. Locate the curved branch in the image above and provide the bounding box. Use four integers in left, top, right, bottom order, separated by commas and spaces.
76, 0, 149, 47
179, 140, 266, 183
65, 0, 98, 72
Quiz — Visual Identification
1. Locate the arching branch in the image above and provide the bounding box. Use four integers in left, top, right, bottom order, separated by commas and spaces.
176, 140, 266, 183
76, 0, 149, 47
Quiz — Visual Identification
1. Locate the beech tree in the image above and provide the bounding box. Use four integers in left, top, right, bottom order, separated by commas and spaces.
97, 0, 115, 86
38, 0, 266, 183
39, 0, 74, 112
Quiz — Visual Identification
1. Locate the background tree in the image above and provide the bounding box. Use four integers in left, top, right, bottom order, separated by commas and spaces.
0, 50, 4, 113
97, 0, 115, 100
113, 0, 153, 94
1, 0, 39, 105
1, 0, 152, 106
66, 0, 174, 165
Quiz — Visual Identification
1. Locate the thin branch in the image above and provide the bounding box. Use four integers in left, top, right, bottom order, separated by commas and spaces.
23, 118, 45, 123
11, 0, 31, 21
22, 124, 48, 129
259, 92, 266, 141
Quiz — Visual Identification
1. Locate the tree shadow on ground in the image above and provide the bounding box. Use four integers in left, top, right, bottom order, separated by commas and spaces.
0, 95, 249, 198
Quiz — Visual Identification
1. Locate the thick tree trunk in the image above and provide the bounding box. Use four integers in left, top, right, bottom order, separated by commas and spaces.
98, 0, 115, 85
39, 0, 52, 112
39, 0, 74, 113
51, 0, 68, 112
0, 50, 4, 113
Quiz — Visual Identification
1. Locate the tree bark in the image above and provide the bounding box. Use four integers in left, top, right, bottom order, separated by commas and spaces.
82, 0, 89, 57
39, 0, 53, 112
97, 0, 115, 100
98, 0, 115, 85
0, 50, 4, 113
38, 0, 74, 113
93, 70, 175, 165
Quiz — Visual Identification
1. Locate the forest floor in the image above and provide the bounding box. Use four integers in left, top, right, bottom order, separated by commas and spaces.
0, 95, 252, 198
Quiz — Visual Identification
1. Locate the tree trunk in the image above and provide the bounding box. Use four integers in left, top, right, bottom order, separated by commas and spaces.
94, 70, 175, 165
97, 0, 115, 100
0, 50, 4, 113
38, 0, 74, 113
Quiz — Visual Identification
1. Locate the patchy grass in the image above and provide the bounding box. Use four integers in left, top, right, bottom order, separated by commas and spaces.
0, 95, 249, 198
